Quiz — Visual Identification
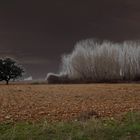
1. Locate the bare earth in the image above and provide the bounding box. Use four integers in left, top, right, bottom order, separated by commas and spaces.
0, 84, 140, 122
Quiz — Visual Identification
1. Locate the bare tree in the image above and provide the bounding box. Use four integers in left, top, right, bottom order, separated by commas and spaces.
60, 39, 140, 82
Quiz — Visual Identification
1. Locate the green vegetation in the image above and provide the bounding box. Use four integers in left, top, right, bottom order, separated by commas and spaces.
0, 112, 140, 140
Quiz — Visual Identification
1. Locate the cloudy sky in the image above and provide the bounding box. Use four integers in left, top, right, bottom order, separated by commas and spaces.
0, 0, 140, 79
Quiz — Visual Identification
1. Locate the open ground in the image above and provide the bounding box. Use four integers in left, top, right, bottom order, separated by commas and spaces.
0, 84, 140, 123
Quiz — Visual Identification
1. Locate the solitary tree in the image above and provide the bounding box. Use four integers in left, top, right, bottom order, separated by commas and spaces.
0, 58, 24, 84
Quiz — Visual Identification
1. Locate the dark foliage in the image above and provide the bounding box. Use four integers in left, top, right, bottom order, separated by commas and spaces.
0, 58, 24, 84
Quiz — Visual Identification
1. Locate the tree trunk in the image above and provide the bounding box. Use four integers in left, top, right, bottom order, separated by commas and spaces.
6, 80, 9, 85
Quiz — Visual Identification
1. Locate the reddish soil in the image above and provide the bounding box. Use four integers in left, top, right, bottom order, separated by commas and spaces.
0, 84, 140, 122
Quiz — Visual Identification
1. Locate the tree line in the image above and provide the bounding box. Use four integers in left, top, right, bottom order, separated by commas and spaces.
1, 39, 140, 84
59, 39, 140, 83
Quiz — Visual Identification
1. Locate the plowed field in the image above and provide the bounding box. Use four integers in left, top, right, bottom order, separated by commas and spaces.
0, 84, 140, 122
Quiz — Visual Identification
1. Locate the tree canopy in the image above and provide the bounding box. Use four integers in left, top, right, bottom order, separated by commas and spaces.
0, 58, 24, 84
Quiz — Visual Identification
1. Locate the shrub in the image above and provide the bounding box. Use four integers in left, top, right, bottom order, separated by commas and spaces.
46, 73, 69, 84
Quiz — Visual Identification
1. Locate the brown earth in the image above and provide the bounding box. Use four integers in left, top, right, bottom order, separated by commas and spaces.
0, 84, 140, 122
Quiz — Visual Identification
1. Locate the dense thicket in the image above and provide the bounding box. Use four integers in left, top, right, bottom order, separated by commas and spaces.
60, 39, 140, 82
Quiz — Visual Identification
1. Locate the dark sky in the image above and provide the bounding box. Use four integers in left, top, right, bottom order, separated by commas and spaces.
0, 0, 140, 79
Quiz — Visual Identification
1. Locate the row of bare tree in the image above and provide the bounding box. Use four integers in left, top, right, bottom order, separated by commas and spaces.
60, 39, 140, 82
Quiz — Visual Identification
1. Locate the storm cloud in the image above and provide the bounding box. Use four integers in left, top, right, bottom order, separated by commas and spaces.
0, 0, 140, 79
